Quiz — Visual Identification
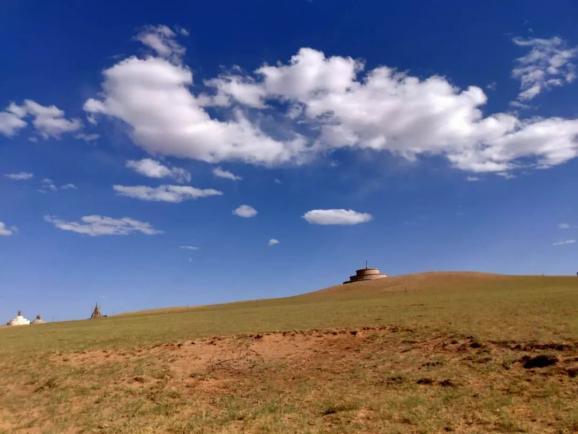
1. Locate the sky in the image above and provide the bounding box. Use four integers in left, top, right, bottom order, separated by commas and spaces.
2, 0, 578, 321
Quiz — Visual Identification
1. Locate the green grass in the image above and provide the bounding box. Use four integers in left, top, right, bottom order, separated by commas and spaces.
0, 272, 577, 433
1, 272, 576, 355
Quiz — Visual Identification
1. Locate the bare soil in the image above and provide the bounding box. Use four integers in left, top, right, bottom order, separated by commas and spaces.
2, 326, 577, 433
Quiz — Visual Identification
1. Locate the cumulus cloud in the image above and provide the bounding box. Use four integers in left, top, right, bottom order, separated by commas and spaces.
126, 158, 190, 183
233, 204, 257, 218
303, 209, 372, 225
512, 37, 577, 102
114, 184, 222, 202
45, 215, 161, 236
213, 166, 242, 181
553, 239, 576, 246
204, 74, 267, 108
268, 238, 279, 246
558, 223, 571, 229
0, 221, 17, 236
0, 111, 27, 136
2, 100, 82, 138
84, 43, 304, 165
195, 47, 578, 173
5, 172, 34, 181
85, 30, 578, 174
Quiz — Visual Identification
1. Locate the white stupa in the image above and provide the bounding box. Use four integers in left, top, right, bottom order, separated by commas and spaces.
7, 311, 30, 326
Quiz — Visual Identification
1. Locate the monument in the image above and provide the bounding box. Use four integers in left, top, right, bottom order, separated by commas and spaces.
343, 262, 388, 284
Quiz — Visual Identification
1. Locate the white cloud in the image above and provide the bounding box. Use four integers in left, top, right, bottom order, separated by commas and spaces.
135, 25, 186, 63
0, 221, 17, 236
268, 238, 279, 246
466, 176, 480, 182
233, 204, 257, 218
38, 179, 77, 193
0, 111, 26, 136
203, 74, 267, 108
303, 209, 372, 225
39, 178, 58, 193
512, 37, 577, 102
203, 47, 578, 173
114, 184, 222, 202
126, 158, 190, 183
4, 100, 82, 138
257, 48, 361, 101
179, 245, 199, 250
553, 239, 576, 246
45, 215, 161, 236
213, 166, 242, 181
558, 223, 571, 229
5, 172, 34, 181
84, 56, 303, 166
83, 33, 306, 166
75, 132, 99, 142
85, 31, 578, 174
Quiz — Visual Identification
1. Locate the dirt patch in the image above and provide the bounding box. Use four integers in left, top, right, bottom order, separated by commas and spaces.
3, 326, 577, 433
54, 326, 578, 382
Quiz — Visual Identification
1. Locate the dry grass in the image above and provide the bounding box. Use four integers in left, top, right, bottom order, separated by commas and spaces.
0, 272, 577, 433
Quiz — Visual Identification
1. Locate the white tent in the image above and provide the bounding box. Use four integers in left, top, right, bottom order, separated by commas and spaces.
31, 315, 46, 325
7, 311, 30, 326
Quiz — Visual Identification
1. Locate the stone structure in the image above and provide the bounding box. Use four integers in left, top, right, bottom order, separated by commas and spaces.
31, 315, 46, 325
90, 304, 103, 319
343, 264, 388, 284
6, 311, 30, 326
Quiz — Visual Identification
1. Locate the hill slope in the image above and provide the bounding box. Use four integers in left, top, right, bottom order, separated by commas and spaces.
1, 272, 576, 354
0, 272, 577, 433
302, 271, 570, 297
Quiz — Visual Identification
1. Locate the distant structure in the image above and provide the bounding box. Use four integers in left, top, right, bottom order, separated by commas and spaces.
90, 304, 103, 320
31, 315, 46, 325
343, 262, 388, 284
6, 311, 30, 326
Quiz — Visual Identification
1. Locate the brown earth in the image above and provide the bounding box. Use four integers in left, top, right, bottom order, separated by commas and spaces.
3, 326, 577, 433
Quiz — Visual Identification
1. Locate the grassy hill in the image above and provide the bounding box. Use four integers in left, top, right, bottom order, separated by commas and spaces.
1, 272, 576, 355
0, 272, 577, 433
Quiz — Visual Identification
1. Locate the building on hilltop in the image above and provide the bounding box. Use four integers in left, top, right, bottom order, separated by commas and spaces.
6, 310, 31, 326
343, 263, 388, 284
31, 314, 47, 325
90, 303, 103, 319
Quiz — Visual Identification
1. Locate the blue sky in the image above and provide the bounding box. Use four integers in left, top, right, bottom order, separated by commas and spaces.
2, 0, 578, 321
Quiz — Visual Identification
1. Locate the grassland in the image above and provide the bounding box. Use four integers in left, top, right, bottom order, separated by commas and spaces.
0, 272, 577, 433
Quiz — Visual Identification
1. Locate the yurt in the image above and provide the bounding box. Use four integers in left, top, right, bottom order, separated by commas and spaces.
7, 311, 30, 326
31, 315, 46, 325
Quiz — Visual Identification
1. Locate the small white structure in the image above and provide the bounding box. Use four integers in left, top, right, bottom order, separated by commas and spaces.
7, 311, 30, 326
31, 315, 46, 325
